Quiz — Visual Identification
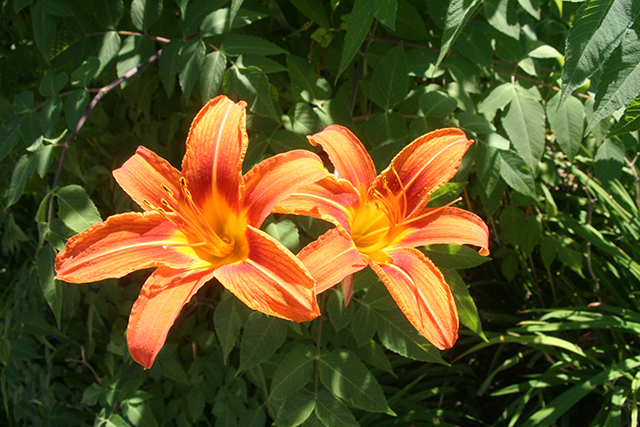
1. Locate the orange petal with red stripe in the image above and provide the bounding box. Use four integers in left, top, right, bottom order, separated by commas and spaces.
55, 212, 204, 283
367, 247, 458, 350
215, 226, 320, 322
127, 267, 216, 368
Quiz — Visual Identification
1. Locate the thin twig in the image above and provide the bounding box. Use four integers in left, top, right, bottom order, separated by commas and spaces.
47, 48, 163, 223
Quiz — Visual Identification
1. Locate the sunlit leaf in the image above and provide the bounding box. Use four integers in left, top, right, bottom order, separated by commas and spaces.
588, 22, 640, 133
288, 55, 331, 103
560, 0, 638, 107
314, 389, 360, 427
274, 389, 315, 427
436, 0, 482, 67
499, 149, 537, 198
56, 185, 102, 233
225, 66, 279, 121
376, 308, 445, 364
502, 83, 545, 174
131, 0, 163, 31
484, 0, 520, 39
546, 92, 584, 162
200, 51, 226, 102
337, 0, 374, 78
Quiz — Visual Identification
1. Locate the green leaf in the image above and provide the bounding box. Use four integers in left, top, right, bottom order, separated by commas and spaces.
502, 84, 545, 174
36, 244, 64, 328
265, 219, 300, 252
159, 39, 183, 97
546, 92, 584, 162
588, 22, 640, 133
270, 345, 314, 400
436, 0, 482, 68
314, 389, 360, 427
594, 139, 625, 183
179, 39, 205, 101
318, 350, 393, 414
609, 92, 640, 136
200, 51, 227, 102
518, 0, 541, 19
239, 312, 288, 371
560, 0, 639, 107
123, 398, 158, 427
225, 66, 279, 120
445, 268, 485, 339
376, 308, 445, 363
369, 43, 408, 110
71, 57, 101, 87
56, 185, 102, 233
386, 0, 428, 40
65, 88, 89, 129
200, 7, 267, 36
337, 0, 374, 78
131, 0, 163, 31
372, 0, 397, 30
94, 0, 124, 29
499, 149, 536, 198
288, 55, 331, 103
236, 53, 285, 74
540, 235, 561, 267
214, 292, 244, 362
475, 142, 501, 197
94, 31, 122, 78
6, 154, 37, 207
40, 96, 61, 137
116, 35, 154, 79
282, 102, 321, 135
32, 0, 56, 60
221, 34, 288, 56
180, 0, 223, 36
366, 111, 406, 148
521, 355, 640, 427
351, 304, 377, 347
478, 82, 514, 118
14, 0, 35, 12
289, 0, 329, 28
104, 413, 131, 427
220, 0, 241, 30
484, 0, 520, 39
0, 114, 22, 162
419, 90, 457, 118
187, 386, 205, 422
39, 70, 67, 97
20, 110, 42, 145
457, 112, 495, 134
424, 244, 490, 270
326, 291, 355, 332
455, 28, 493, 69
274, 389, 316, 427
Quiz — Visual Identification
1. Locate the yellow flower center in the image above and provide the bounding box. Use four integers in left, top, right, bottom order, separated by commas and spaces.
145, 178, 248, 264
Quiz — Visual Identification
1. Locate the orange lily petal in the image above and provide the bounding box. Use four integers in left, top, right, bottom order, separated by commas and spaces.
373, 128, 473, 218
308, 125, 377, 194
113, 146, 182, 211
215, 226, 320, 322
127, 267, 216, 368
399, 207, 490, 256
242, 150, 328, 227
297, 228, 367, 294
181, 95, 247, 212
55, 212, 204, 283
273, 176, 360, 232
367, 247, 459, 350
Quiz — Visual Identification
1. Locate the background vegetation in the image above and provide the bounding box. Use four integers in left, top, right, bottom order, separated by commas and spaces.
1, 0, 640, 425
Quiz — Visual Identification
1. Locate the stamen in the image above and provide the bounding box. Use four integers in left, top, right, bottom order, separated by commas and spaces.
160, 184, 173, 197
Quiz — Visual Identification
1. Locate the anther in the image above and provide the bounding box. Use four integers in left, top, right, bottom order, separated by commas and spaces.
160, 184, 173, 197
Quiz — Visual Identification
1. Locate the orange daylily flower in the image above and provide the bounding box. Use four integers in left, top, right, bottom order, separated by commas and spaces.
55, 95, 327, 368
275, 125, 490, 350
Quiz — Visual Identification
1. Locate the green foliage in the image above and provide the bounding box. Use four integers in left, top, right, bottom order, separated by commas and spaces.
2, 0, 640, 426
